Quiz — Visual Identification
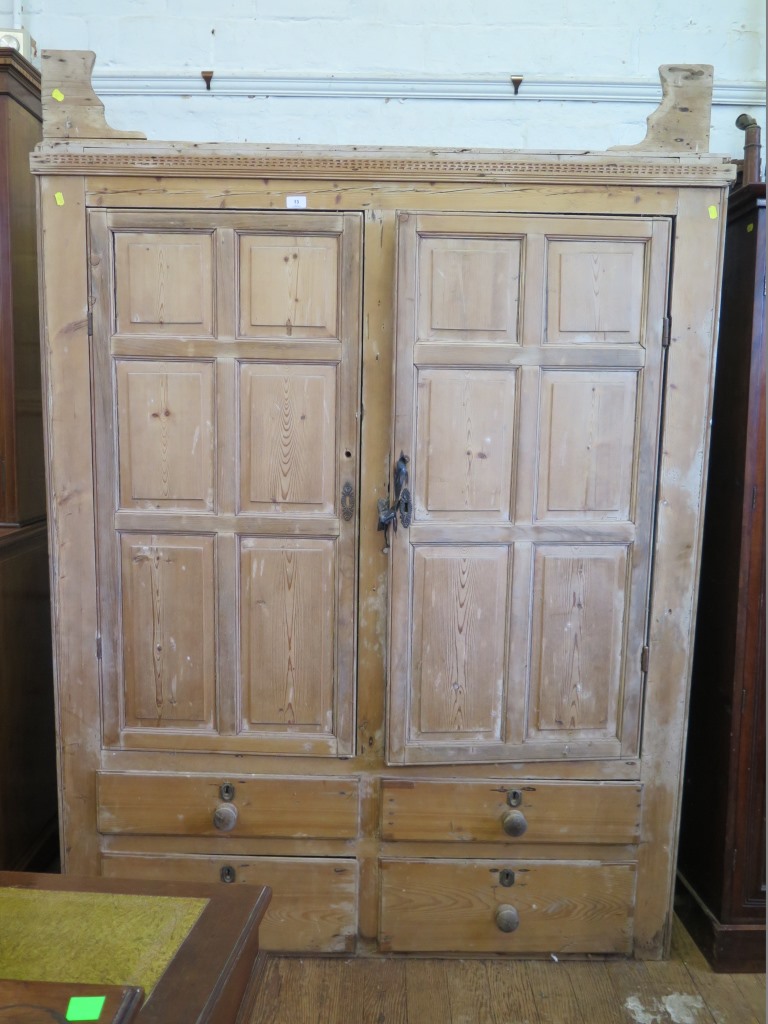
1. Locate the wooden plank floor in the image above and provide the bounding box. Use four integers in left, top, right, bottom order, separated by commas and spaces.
248, 918, 765, 1024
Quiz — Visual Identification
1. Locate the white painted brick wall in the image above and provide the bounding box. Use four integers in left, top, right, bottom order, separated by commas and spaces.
3, 0, 765, 154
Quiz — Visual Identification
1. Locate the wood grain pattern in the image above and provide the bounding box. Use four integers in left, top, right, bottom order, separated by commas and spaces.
415, 370, 516, 518
418, 235, 522, 342
524, 961, 586, 1024
634, 187, 728, 957
102, 853, 358, 953
527, 545, 627, 743
670, 916, 761, 1024
379, 858, 635, 953
240, 538, 335, 734
246, 922, 764, 1023
97, 772, 359, 839
239, 364, 336, 512
389, 212, 667, 766
116, 360, 215, 510
410, 546, 509, 742
380, 779, 642, 844
41, 50, 144, 139
35, 59, 733, 956
545, 238, 646, 344
536, 371, 637, 520
238, 233, 339, 339
89, 209, 361, 757
248, 958, 343, 1024
113, 230, 215, 336
120, 534, 216, 730
36, 173, 101, 871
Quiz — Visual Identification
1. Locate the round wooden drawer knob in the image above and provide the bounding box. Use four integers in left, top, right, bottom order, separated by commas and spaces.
495, 904, 520, 933
501, 809, 528, 837
213, 803, 239, 832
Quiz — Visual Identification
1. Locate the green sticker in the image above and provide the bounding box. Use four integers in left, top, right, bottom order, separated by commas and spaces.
66, 995, 106, 1022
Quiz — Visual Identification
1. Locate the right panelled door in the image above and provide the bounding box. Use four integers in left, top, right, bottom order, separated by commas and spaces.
388, 213, 671, 765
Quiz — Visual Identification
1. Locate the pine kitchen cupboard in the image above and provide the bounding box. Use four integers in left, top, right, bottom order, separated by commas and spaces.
33, 52, 735, 957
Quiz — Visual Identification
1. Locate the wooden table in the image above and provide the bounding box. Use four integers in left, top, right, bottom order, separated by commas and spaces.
0, 872, 271, 1023
0, 979, 143, 1023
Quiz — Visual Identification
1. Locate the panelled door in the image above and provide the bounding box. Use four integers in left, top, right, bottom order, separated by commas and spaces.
89, 210, 362, 756
388, 212, 671, 764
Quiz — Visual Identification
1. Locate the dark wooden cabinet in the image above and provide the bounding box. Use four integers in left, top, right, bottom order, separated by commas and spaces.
0, 49, 46, 527
677, 148, 766, 971
0, 49, 57, 870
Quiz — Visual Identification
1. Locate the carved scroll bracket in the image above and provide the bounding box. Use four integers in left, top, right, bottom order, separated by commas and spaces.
610, 64, 713, 154
41, 50, 145, 140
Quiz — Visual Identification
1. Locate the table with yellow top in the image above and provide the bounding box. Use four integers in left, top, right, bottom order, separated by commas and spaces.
0, 871, 271, 1023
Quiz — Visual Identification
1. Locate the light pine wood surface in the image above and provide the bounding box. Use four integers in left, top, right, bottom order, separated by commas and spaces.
35, 51, 739, 961
247, 918, 766, 1024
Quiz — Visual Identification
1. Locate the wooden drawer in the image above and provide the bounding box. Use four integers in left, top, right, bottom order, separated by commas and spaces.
379, 857, 636, 954
102, 853, 358, 953
97, 773, 359, 839
380, 779, 641, 844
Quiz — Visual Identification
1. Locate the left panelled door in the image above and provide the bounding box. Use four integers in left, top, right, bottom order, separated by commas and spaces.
89, 210, 362, 756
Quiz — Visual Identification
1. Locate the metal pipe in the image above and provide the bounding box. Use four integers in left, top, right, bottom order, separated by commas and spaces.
736, 113, 762, 185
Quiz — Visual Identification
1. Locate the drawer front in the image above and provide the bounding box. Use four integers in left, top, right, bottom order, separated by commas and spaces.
379, 858, 635, 954
97, 773, 359, 839
381, 779, 641, 844
102, 853, 358, 953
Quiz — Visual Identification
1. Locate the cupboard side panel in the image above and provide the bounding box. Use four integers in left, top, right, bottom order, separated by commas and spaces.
37, 175, 100, 872
635, 191, 729, 957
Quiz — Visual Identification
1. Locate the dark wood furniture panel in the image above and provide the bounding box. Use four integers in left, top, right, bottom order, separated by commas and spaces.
0, 979, 143, 1024
0, 524, 57, 870
677, 126, 766, 972
0, 49, 57, 873
0, 48, 46, 527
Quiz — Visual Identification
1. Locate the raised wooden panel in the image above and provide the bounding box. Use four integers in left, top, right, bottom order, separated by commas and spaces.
410, 546, 509, 743
239, 538, 335, 735
120, 534, 216, 730
101, 854, 358, 953
238, 233, 339, 340
113, 231, 215, 336
380, 779, 642, 844
390, 212, 668, 765
97, 773, 360, 838
527, 545, 628, 743
545, 238, 647, 344
417, 235, 522, 342
239, 364, 336, 513
116, 360, 215, 511
379, 858, 636, 953
414, 370, 516, 519
89, 209, 362, 757
536, 370, 638, 521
